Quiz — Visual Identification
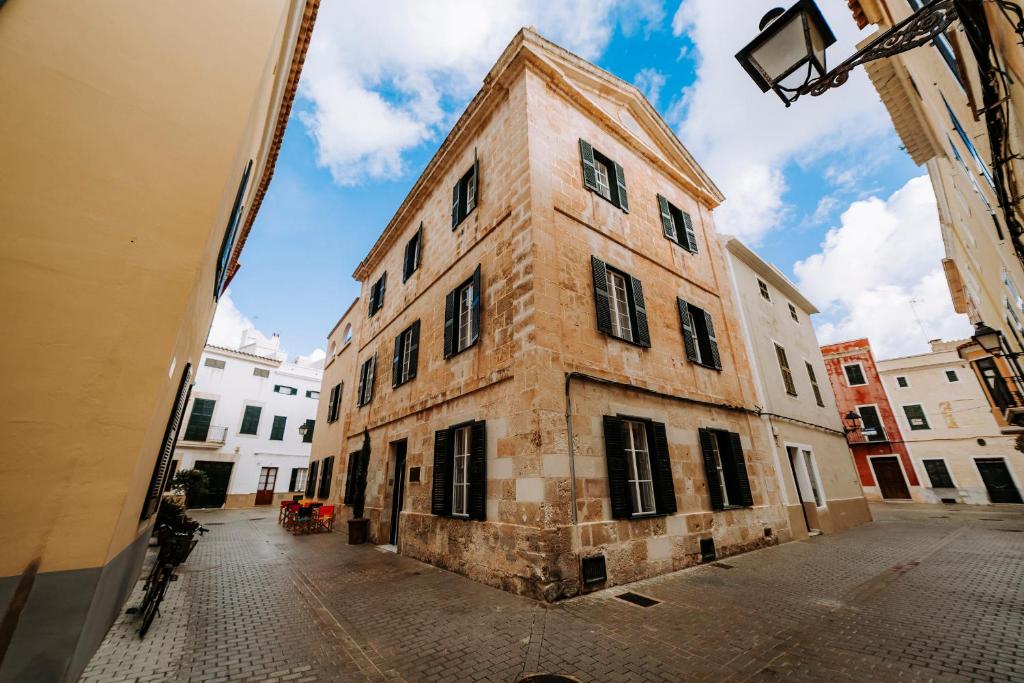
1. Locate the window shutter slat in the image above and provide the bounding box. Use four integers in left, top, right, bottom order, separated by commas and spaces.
602, 416, 631, 519
579, 139, 598, 191
344, 451, 359, 504
443, 289, 456, 358
403, 238, 412, 282
431, 428, 452, 515
471, 265, 482, 345
703, 309, 722, 369
612, 161, 629, 212
657, 194, 677, 241
318, 456, 334, 498
356, 361, 366, 407
630, 275, 650, 348
651, 422, 676, 515
471, 152, 479, 212
409, 320, 420, 380
366, 354, 376, 403
306, 460, 319, 499
451, 181, 461, 229
142, 363, 193, 520
591, 256, 613, 335
391, 332, 402, 388
677, 297, 698, 362
728, 432, 754, 506
682, 212, 698, 253
468, 420, 487, 520
699, 429, 725, 511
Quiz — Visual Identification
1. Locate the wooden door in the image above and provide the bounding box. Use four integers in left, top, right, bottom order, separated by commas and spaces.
190, 461, 234, 508
388, 441, 407, 546
976, 459, 1023, 504
255, 467, 278, 505
871, 457, 911, 500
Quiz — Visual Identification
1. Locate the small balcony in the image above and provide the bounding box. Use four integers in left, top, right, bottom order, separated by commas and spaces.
178, 425, 228, 448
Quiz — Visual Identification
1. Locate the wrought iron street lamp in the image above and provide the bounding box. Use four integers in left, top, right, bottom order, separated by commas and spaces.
971, 322, 1005, 355
297, 423, 310, 439
842, 410, 863, 434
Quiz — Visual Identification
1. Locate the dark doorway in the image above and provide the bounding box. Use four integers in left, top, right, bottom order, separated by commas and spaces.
976, 458, 1023, 504
255, 466, 278, 505
190, 461, 234, 508
388, 441, 407, 546
871, 457, 911, 500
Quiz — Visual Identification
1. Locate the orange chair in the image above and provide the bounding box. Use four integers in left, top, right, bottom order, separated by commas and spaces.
314, 505, 335, 533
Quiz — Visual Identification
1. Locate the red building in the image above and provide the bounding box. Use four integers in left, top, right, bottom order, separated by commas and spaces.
820, 339, 921, 501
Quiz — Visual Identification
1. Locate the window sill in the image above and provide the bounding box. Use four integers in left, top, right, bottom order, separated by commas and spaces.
714, 505, 750, 512
629, 512, 663, 519
445, 340, 479, 360
692, 360, 722, 372
605, 331, 647, 349
587, 187, 627, 213
452, 207, 476, 230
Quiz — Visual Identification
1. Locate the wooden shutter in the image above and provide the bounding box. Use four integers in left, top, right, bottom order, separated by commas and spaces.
391, 331, 402, 387
183, 397, 215, 441
443, 288, 457, 358
306, 460, 319, 498
629, 275, 650, 348
403, 235, 413, 282
703, 309, 722, 369
470, 265, 482, 345
344, 451, 359, 504
698, 428, 725, 511
289, 468, 299, 492
319, 456, 334, 498
681, 211, 698, 253
591, 256, 613, 336
365, 354, 376, 403
579, 139, 598, 191
727, 432, 754, 506
650, 422, 677, 515
467, 421, 487, 520
356, 360, 367, 407
451, 180, 461, 229
431, 428, 452, 515
471, 152, 479, 211
775, 344, 796, 395
612, 161, 629, 212
677, 297, 698, 361
657, 194, 677, 241
408, 320, 420, 379
602, 416, 631, 519
141, 363, 193, 520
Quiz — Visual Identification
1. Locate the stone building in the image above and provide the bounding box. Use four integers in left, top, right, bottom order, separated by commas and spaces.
723, 237, 870, 536
821, 339, 922, 502
309, 28, 800, 601
0, 1, 317, 679
877, 339, 1023, 504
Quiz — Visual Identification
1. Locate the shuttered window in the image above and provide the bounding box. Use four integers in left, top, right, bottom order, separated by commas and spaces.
656, 194, 698, 252
306, 460, 319, 498
579, 139, 629, 212
343, 450, 361, 505
903, 404, 930, 430
301, 419, 315, 444
357, 354, 376, 407
240, 405, 262, 435
274, 385, 298, 395
318, 456, 334, 498
215, 160, 253, 298
858, 405, 886, 441
806, 362, 825, 407
945, 369, 960, 382
896, 375, 909, 388
591, 256, 650, 347
602, 416, 675, 518
289, 467, 308, 492
392, 320, 420, 387
403, 225, 422, 281
677, 297, 721, 369
443, 266, 481, 358
451, 154, 479, 228
204, 358, 226, 369
844, 363, 867, 386
923, 459, 955, 488
183, 398, 216, 442
698, 428, 753, 510
431, 421, 486, 520
775, 343, 797, 396
270, 415, 287, 441
141, 363, 193, 520
327, 383, 342, 422
368, 273, 387, 317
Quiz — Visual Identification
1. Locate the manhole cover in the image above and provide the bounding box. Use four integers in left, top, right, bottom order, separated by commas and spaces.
517, 675, 582, 683
616, 591, 660, 607
711, 562, 735, 569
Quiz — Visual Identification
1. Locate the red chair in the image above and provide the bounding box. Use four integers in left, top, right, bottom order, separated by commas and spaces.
278, 500, 293, 524
281, 502, 301, 528
314, 505, 335, 533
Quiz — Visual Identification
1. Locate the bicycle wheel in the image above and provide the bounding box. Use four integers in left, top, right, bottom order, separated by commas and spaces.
138, 565, 171, 638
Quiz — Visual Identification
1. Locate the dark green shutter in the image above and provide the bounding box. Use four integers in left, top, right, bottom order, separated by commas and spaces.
318, 456, 334, 498
612, 161, 629, 212
703, 309, 722, 369
392, 330, 402, 387
240, 405, 262, 435
443, 289, 456, 358
651, 422, 676, 515
270, 415, 286, 441
431, 428, 452, 515
471, 152, 479, 211
657, 194, 677, 241
302, 419, 315, 444
579, 139, 598, 191
467, 421, 487, 520
682, 211, 698, 253
357, 360, 367, 407
451, 179, 461, 229
306, 460, 319, 498
403, 235, 413, 282
408, 320, 420, 379
183, 397, 215, 441
142, 363, 193, 520
470, 265, 481, 345
365, 355, 376, 403
727, 432, 753, 506
677, 297, 698, 362
699, 429, 725, 511
289, 468, 299, 492
602, 416, 631, 519
629, 275, 650, 348
343, 451, 359, 504
591, 256, 613, 336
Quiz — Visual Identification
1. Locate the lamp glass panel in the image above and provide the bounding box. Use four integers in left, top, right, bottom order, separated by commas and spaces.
807, 11, 829, 72
749, 13, 809, 83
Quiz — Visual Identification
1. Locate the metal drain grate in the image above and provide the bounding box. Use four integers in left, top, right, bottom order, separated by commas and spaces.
711, 562, 735, 569
616, 592, 660, 607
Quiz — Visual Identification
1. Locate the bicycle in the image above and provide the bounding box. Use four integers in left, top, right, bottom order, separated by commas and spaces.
128, 522, 206, 638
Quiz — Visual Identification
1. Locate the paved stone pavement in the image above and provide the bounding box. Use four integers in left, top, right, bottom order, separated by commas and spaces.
81, 503, 1024, 682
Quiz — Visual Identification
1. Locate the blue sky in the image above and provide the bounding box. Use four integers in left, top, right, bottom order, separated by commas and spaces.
213, 0, 970, 362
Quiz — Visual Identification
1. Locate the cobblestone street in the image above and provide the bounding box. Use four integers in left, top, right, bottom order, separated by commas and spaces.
81, 504, 1024, 682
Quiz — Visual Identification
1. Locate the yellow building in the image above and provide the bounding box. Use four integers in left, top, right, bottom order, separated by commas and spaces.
0, 1, 317, 679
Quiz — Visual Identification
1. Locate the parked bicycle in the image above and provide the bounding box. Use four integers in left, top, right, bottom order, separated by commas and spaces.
127, 519, 207, 638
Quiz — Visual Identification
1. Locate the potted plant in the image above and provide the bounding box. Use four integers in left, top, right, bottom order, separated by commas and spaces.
169, 468, 210, 510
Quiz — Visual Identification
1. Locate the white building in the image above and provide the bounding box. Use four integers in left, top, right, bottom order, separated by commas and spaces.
171, 334, 323, 508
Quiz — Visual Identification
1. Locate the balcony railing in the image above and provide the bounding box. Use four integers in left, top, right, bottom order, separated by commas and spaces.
178, 425, 228, 448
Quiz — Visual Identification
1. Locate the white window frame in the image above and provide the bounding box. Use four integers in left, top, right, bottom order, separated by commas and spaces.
901, 403, 931, 431
844, 362, 868, 387
293, 467, 309, 492
688, 309, 704, 365
594, 158, 612, 201
708, 431, 731, 507
856, 403, 886, 441
452, 426, 471, 517
786, 443, 825, 508
758, 278, 771, 302
400, 327, 415, 383
624, 421, 656, 516
607, 269, 633, 342
945, 369, 960, 383
457, 281, 474, 353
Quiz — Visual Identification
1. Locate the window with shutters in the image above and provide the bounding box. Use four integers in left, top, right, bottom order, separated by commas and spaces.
945, 369, 960, 382
343, 450, 362, 505
579, 139, 629, 212
758, 279, 771, 301
392, 320, 420, 387
774, 343, 797, 396
444, 266, 481, 358
368, 273, 387, 317
677, 297, 721, 369
289, 467, 308, 492
142, 363, 193, 520
306, 460, 319, 498
922, 459, 955, 488
788, 302, 799, 323
451, 157, 479, 229
843, 362, 867, 386
327, 382, 342, 422
270, 415, 287, 441
239, 405, 262, 435
306, 390, 319, 399
431, 421, 487, 520
902, 403, 930, 430
857, 404, 887, 441
215, 161, 252, 298
274, 384, 297, 396
357, 354, 376, 407
698, 428, 754, 510
253, 367, 270, 378
204, 358, 226, 369
183, 398, 216, 442
806, 362, 825, 407
896, 375, 910, 388
656, 195, 698, 252
601, 416, 675, 519
318, 455, 334, 498
403, 225, 422, 281
591, 257, 650, 347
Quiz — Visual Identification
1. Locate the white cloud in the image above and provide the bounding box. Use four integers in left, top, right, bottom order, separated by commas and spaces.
295, 348, 327, 368
670, 1, 896, 243
298, 0, 663, 185
633, 67, 668, 108
795, 176, 972, 359
208, 291, 325, 364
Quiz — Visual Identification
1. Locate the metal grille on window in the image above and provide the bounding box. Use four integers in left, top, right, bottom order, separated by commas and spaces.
452, 426, 470, 516
625, 421, 656, 515
608, 270, 632, 341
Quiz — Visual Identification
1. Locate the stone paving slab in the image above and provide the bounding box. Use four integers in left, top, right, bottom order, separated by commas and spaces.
81, 504, 1024, 682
